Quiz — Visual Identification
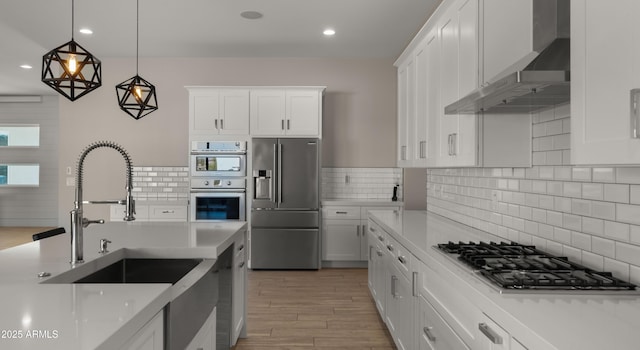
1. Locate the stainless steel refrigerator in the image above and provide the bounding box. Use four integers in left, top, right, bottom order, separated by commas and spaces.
250, 138, 320, 269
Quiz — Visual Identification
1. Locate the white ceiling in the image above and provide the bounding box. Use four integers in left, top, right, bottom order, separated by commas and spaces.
0, 0, 441, 95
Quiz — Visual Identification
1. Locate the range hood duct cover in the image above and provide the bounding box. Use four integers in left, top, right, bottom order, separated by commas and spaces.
445, 0, 570, 115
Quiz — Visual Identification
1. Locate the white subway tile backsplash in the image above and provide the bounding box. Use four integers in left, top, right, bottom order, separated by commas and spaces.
592, 236, 616, 259
604, 184, 630, 203
322, 167, 402, 200
563, 213, 582, 231
571, 231, 592, 251
563, 182, 582, 198
582, 183, 604, 200
616, 167, 640, 184
582, 251, 604, 271
630, 185, 640, 204
554, 227, 571, 244
591, 201, 616, 221
604, 258, 630, 282
604, 221, 630, 242
616, 242, 640, 266
616, 203, 640, 225
592, 168, 615, 182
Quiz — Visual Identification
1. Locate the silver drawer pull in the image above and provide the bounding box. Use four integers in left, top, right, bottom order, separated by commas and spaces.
238, 261, 245, 268
386, 244, 394, 252
377, 235, 384, 241
391, 275, 398, 298
376, 250, 383, 257
237, 243, 245, 252
398, 256, 407, 264
423, 326, 436, 342
336, 211, 348, 214
478, 323, 503, 344
161, 210, 175, 214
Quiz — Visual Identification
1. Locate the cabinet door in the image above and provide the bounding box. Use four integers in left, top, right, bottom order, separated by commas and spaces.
121, 311, 164, 350
232, 244, 246, 345
571, 0, 640, 165
386, 262, 414, 350
286, 90, 320, 136
481, 0, 534, 84
322, 219, 361, 261
397, 62, 412, 166
250, 89, 286, 135
219, 89, 250, 135
425, 27, 441, 165
192, 91, 220, 133
435, 0, 478, 167
414, 37, 429, 167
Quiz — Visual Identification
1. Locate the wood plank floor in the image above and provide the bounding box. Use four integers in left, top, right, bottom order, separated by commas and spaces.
233, 268, 396, 350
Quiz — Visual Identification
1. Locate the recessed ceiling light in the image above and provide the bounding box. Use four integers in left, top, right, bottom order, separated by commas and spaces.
240, 11, 263, 20
323, 29, 336, 36
79, 28, 93, 35
19, 64, 32, 69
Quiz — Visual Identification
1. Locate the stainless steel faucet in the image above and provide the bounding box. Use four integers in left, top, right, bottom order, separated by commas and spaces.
70, 141, 135, 264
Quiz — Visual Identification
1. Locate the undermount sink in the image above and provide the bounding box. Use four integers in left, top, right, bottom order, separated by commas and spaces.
73, 258, 202, 285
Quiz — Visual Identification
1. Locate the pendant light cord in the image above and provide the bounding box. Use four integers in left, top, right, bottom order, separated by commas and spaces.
71, 0, 74, 40
136, 0, 139, 75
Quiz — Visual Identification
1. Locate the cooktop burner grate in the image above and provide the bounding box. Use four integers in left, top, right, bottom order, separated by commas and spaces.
436, 241, 637, 292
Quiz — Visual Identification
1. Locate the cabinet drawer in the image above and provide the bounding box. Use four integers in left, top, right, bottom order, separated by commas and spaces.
420, 296, 470, 350
392, 238, 412, 278
148, 205, 187, 221
361, 206, 400, 218
322, 206, 360, 219
368, 220, 387, 244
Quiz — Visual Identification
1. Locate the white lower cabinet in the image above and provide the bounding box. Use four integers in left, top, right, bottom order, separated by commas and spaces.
322, 205, 401, 264
367, 216, 548, 350
121, 311, 164, 350
185, 307, 217, 350
110, 204, 187, 222
231, 232, 247, 345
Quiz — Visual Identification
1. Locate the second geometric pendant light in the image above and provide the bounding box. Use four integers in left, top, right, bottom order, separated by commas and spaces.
116, 0, 158, 120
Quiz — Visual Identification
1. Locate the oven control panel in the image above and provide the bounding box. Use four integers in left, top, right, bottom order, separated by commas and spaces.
191, 178, 246, 189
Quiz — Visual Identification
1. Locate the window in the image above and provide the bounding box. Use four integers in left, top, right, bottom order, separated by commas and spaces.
0, 124, 39, 147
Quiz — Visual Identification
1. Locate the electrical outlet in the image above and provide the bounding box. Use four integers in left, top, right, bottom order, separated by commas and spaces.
66, 177, 75, 187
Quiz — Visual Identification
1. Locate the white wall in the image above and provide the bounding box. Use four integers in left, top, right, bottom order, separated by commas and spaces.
57, 57, 397, 226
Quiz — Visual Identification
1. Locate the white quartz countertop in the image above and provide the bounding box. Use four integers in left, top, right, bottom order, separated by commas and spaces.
322, 199, 404, 207
369, 210, 640, 350
0, 221, 247, 350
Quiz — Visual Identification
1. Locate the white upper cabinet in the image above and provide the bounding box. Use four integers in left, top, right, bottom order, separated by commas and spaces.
397, 59, 414, 167
189, 88, 250, 135
571, 0, 640, 165
250, 88, 323, 137
480, 0, 534, 84
433, 0, 478, 167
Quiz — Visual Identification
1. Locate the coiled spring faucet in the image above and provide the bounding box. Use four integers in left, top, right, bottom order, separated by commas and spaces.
70, 141, 135, 264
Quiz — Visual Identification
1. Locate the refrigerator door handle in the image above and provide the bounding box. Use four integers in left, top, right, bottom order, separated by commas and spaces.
278, 142, 283, 204
273, 143, 278, 203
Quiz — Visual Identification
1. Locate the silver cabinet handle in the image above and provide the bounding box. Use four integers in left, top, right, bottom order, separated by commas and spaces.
220, 119, 224, 129
369, 245, 373, 261
281, 119, 285, 130
478, 323, 503, 344
452, 133, 457, 155
238, 261, 245, 268
161, 210, 175, 214
356, 225, 360, 237
412, 271, 418, 297
370, 226, 377, 233
237, 243, 245, 252
447, 134, 452, 156
419, 140, 427, 159
423, 326, 436, 342
376, 249, 383, 257
398, 256, 407, 264
391, 275, 398, 298
335, 211, 348, 214
273, 143, 278, 203
386, 244, 394, 252
631, 89, 640, 138
278, 143, 283, 203
214, 119, 218, 129
287, 119, 290, 130
377, 235, 384, 242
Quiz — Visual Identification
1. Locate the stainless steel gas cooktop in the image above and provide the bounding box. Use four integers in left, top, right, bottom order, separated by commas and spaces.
436, 241, 638, 294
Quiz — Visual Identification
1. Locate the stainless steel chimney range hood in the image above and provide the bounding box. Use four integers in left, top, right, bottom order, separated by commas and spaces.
445, 0, 570, 115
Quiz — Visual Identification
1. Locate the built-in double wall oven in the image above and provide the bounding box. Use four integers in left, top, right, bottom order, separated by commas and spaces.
190, 141, 246, 222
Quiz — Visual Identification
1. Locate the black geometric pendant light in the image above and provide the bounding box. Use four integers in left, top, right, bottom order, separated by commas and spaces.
116, 0, 158, 120
42, 0, 102, 101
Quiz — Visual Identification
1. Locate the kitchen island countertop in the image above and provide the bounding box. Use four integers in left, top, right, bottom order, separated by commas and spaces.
369, 210, 640, 350
0, 221, 247, 350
